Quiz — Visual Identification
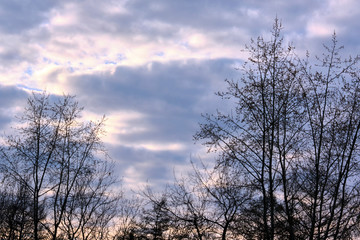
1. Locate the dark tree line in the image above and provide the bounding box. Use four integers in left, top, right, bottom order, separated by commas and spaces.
2, 19, 360, 239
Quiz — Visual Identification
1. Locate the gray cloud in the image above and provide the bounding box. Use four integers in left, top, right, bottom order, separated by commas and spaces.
0, 85, 28, 130
2, 0, 360, 191
46, 0, 326, 47
64, 59, 239, 187
0, 0, 57, 33
70, 59, 237, 143
110, 144, 187, 187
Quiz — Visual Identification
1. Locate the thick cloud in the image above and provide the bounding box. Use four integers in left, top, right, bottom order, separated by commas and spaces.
71, 59, 236, 135
0, 0, 57, 33
1, 0, 360, 190
59, 59, 239, 187
71, 59, 233, 110
109, 144, 189, 189
0, 85, 28, 130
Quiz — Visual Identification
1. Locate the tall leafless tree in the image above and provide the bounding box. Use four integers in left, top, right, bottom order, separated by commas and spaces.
195, 19, 360, 239
296, 33, 360, 240
0, 93, 120, 240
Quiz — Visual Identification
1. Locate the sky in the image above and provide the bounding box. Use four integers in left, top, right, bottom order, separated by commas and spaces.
1, 0, 360, 191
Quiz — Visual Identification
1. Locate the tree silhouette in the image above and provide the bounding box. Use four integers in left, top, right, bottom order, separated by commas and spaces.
195, 19, 360, 239
0, 93, 120, 240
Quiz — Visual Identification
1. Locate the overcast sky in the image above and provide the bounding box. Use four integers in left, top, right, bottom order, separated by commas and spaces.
1, 0, 360, 190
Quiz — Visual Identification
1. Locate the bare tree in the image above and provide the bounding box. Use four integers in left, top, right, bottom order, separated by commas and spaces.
195, 19, 360, 239
192, 164, 253, 240
60, 162, 121, 240
194, 19, 304, 239
0, 93, 120, 240
137, 194, 171, 240
0, 181, 34, 240
295, 33, 360, 240
157, 175, 211, 240
113, 196, 144, 240
141, 161, 252, 240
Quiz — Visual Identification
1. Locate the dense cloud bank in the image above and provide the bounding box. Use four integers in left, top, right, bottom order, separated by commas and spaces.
1, 0, 360, 188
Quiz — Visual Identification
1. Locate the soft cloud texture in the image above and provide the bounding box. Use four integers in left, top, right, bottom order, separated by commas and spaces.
1, 0, 360, 190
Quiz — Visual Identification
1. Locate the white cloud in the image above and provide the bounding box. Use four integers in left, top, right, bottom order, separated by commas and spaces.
101, 111, 147, 145
306, 22, 337, 38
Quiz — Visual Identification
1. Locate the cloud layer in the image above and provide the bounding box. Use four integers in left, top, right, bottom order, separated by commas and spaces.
1, 0, 360, 189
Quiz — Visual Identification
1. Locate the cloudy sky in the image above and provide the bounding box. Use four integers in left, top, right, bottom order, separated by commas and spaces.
1, 0, 360, 190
